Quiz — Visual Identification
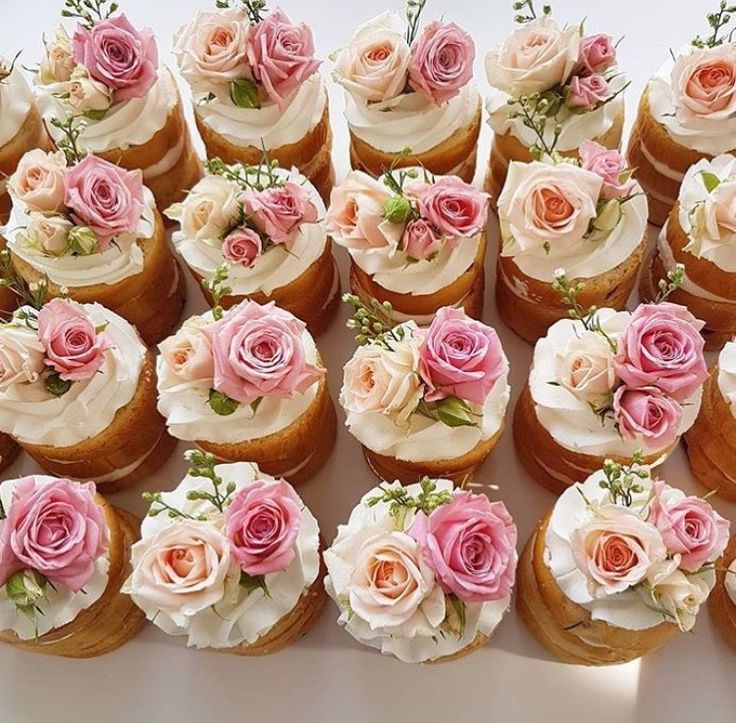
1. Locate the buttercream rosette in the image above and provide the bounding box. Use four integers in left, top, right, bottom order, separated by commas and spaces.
123, 455, 324, 654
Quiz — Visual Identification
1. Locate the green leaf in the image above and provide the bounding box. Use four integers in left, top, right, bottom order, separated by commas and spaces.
250, 397, 263, 415
44, 373, 72, 398
700, 171, 721, 193
83, 109, 108, 122
436, 397, 477, 428
240, 571, 269, 597
229, 78, 261, 109
208, 389, 239, 416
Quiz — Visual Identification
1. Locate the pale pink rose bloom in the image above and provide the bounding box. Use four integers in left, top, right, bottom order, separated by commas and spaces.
225, 479, 301, 576
403, 219, 442, 260
39, 26, 75, 84
698, 180, 736, 242
408, 21, 474, 105
579, 140, 636, 200
614, 303, 708, 401
26, 214, 73, 256
415, 176, 489, 240
0, 477, 108, 592
566, 73, 612, 110
158, 323, 214, 387
612, 385, 684, 449
222, 227, 263, 267
68, 67, 113, 112
8, 149, 67, 215
0, 325, 46, 391
649, 481, 730, 572
409, 491, 517, 602
169, 175, 241, 242
37, 298, 113, 382
419, 307, 506, 405
672, 45, 736, 120
73, 14, 159, 101
577, 34, 617, 75
555, 330, 616, 405
205, 300, 322, 405
246, 9, 321, 109
652, 570, 710, 631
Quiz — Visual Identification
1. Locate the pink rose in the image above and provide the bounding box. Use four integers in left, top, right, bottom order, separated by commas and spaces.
241, 182, 318, 247
205, 300, 322, 405
222, 227, 263, 267
408, 21, 474, 105
37, 298, 113, 382
246, 9, 321, 109
0, 477, 108, 592
578, 34, 617, 75
579, 140, 635, 200
614, 303, 708, 401
8, 150, 67, 214
415, 177, 489, 240
403, 219, 442, 260
613, 385, 684, 449
64, 155, 145, 246
409, 492, 517, 602
650, 482, 730, 573
72, 14, 158, 101
225, 479, 301, 576
566, 74, 612, 110
672, 45, 736, 120
419, 307, 506, 405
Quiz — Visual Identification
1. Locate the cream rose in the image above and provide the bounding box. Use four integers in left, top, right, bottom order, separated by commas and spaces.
8, 150, 67, 215
690, 179, 736, 248
672, 45, 736, 122
158, 319, 214, 388
0, 324, 46, 391
485, 16, 579, 96
332, 11, 411, 103
554, 331, 616, 405
166, 176, 241, 242
68, 67, 113, 113
39, 26, 75, 84
24, 213, 72, 257
648, 570, 710, 632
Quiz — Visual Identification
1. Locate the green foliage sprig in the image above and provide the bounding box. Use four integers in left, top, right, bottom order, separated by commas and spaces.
692, 2, 736, 48
344, 293, 406, 349
654, 263, 685, 304
367, 477, 453, 528
49, 115, 87, 165
405, 0, 428, 46
512, 0, 552, 24
61, 0, 118, 28
599, 451, 649, 507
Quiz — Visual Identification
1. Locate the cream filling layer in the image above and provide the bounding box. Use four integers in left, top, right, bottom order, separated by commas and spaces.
718, 342, 736, 420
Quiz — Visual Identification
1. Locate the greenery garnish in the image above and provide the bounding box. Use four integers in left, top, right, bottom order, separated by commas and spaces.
512, 0, 552, 24
598, 451, 649, 507
344, 293, 406, 349
61, 0, 118, 29
692, 2, 736, 48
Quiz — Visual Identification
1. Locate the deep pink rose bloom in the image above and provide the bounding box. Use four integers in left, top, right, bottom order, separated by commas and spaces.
408, 21, 475, 105
37, 298, 113, 382
64, 155, 144, 246
0, 476, 108, 592
204, 300, 322, 405
416, 177, 489, 240
403, 219, 442, 260
222, 227, 262, 268
579, 140, 635, 200
241, 182, 318, 247
225, 479, 302, 576
614, 303, 708, 401
650, 481, 730, 572
578, 34, 617, 75
566, 73, 612, 110
72, 14, 159, 101
409, 491, 517, 602
419, 307, 506, 405
246, 8, 321, 109
613, 385, 684, 449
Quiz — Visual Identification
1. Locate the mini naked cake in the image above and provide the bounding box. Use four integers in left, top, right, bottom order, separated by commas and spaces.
709, 534, 736, 650
641, 156, 736, 349
332, 7, 480, 182
166, 160, 339, 335
0, 474, 146, 657
684, 339, 736, 501
497, 146, 647, 343
0, 55, 50, 225
327, 169, 489, 324
340, 302, 510, 485
485, 5, 627, 202
123, 454, 325, 655
7, 149, 184, 346
174, 3, 334, 202
517, 460, 729, 665
514, 295, 708, 494
0, 298, 175, 492
156, 299, 336, 484
324, 478, 517, 663
35, 3, 201, 212
627, 9, 736, 226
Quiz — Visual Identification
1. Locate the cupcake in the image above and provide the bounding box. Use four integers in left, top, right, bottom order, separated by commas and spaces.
517, 459, 729, 665
333, 9, 480, 182
0, 474, 146, 657
0, 298, 175, 491
0, 55, 50, 225
123, 453, 324, 655
497, 146, 647, 343
156, 299, 336, 484
327, 169, 489, 324
324, 477, 516, 663
709, 534, 736, 651
173, 4, 334, 202
684, 339, 736, 501
7, 148, 185, 346
35, 4, 201, 212
340, 303, 510, 485
627, 10, 736, 225
514, 294, 708, 494
166, 160, 339, 335
485, 6, 626, 201
641, 156, 736, 349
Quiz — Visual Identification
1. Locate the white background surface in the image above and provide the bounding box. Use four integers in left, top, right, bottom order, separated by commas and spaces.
1, 0, 736, 721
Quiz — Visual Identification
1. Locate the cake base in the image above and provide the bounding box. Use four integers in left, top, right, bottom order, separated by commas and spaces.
708, 535, 736, 651
0, 432, 20, 474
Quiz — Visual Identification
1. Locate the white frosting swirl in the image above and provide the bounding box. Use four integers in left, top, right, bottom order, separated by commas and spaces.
0, 62, 33, 149
546, 469, 716, 631
0, 304, 146, 447
324, 479, 511, 663
717, 341, 736, 419
530, 310, 702, 457
0, 475, 110, 640
126, 462, 320, 649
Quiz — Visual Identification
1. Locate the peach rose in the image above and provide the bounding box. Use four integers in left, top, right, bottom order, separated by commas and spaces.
0, 325, 46, 392
158, 320, 214, 388
25, 214, 72, 257
672, 45, 736, 120
68, 67, 113, 113
8, 150, 67, 215
691, 179, 736, 245
555, 331, 616, 405
39, 26, 75, 84
648, 570, 710, 632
